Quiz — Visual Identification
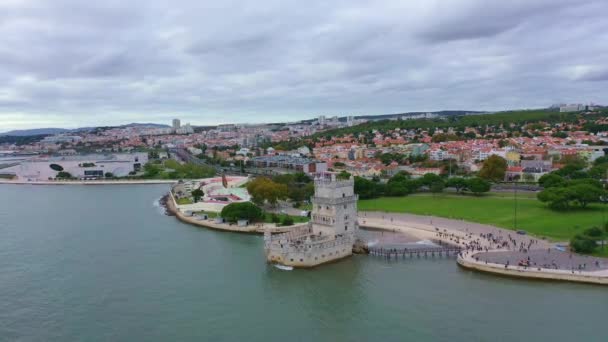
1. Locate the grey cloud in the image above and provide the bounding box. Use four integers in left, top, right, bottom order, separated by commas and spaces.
0, 0, 607, 130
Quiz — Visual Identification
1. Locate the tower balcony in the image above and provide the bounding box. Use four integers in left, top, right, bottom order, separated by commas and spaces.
311, 194, 358, 205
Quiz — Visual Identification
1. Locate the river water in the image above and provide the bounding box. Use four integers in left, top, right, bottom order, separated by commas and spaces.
0, 185, 606, 341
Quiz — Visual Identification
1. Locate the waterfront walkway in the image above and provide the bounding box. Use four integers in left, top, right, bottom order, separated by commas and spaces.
359, 211, 608, 285
166, 191, 306, 234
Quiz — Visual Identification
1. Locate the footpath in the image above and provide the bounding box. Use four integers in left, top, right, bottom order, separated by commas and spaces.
359, 213, 608, 286
165, 191, 306, 234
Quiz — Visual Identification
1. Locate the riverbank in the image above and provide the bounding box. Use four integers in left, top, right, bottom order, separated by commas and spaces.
164, 191, 305, 234
359, 212, 608, 286
0, 179, 178, 185
457, 254, 608, 285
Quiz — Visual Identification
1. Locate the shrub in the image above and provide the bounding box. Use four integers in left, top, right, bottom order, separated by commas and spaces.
584, 226, 603, 237
281, 216, 294, 226
56, 171, 72, 179
220, 202, 263, 223
271, 214, 280, 224
570, 235, 597, 254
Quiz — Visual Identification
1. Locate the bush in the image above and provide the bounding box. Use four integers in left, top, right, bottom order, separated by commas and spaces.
220, 202, 263, 223
584, 226, 603, 237
56, 171, 72, 179
271, 214, 280, 224
570, 235, 597, 254
467, 177, 490, 195
281, 216, 294, 226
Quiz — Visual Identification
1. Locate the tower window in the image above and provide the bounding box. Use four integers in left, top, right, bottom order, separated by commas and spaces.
342, 193, 345, 197
345, 226, 348, 231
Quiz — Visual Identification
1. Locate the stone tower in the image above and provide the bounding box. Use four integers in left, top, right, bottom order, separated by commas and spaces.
263, 172, 359, 268
311, 172, 358, 236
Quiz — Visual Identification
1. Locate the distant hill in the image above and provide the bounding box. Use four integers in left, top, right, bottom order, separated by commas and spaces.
0, 123, 170, 136
0, 128, 70, 136
297, 110, 485, 124
355, 110, 486, 121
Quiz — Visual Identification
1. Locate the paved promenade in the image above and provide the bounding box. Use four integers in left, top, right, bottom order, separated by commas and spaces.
166, 192, 305, 234
359, 211, 608, 285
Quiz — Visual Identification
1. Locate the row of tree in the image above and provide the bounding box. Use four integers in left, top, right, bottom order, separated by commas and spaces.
354, 172, 491, 199
537, 156, 607, 210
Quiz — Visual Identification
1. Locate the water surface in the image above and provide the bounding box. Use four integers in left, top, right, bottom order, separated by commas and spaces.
0, 185, 606, 341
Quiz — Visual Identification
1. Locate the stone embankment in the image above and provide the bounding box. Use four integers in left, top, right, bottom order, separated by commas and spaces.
457, 254, 608, 285
0, 179, 177, 185
164, 191, 306, 234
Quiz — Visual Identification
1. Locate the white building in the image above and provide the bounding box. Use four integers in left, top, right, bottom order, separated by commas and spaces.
560, 104, 585, 112
318, 115, 326, 126
264, 172, 358, 267
172, 119, 181, 130
3, 153, 148, 181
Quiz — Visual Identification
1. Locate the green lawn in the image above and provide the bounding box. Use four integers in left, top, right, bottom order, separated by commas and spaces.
195, 211, 219, 218
176, 197, 193, 205
359, 194, 608, 241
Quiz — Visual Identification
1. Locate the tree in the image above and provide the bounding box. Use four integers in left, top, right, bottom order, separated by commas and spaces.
143, 163, 162, 178
537, 187, 571, 210
421, 173, 442, 186
568, 184, 605, 208
429, 180, 445, 195
467, 177, 490, 196
281, 216, 294, 226
570, 234, 597, 254
104, 172, 114, 178
220, 202, 263, 223
56, 171, 72, 179
246, 177, 288, 206
191, 189, 204, 203
446, 177, 468, 193
478, 155, 507, 182
354, 176, 384, 199
538, 173, 565, 188
337, 170, 351, 180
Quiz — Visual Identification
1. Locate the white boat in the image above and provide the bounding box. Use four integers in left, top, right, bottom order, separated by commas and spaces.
273, 264, 294, 271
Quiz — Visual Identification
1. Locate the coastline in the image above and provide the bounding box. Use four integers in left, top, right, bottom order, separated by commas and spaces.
164, 190, 306, 235
0, 179, 178, 185
457, 254, 608, 285
359, 213, 608, 286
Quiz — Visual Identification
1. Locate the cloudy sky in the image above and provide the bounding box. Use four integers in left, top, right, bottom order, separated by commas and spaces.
1, 0, 607, 131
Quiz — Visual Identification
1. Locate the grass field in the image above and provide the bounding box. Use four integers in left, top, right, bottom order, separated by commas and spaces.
176, 198, 193, 205
359, 193, 608, 241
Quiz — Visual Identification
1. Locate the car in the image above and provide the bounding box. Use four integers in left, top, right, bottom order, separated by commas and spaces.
516, 230, 527, 235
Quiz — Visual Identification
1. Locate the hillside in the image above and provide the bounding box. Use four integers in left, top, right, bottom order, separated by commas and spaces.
312, 108, 591, 138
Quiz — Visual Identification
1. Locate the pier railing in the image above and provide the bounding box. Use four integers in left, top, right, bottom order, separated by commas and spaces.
368, 245, 462, 259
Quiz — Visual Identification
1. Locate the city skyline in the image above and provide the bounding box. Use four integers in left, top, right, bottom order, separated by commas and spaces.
1, 0, 607, 131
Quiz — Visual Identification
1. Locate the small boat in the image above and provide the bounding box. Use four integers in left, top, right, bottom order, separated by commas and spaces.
273, 264, 294, 271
